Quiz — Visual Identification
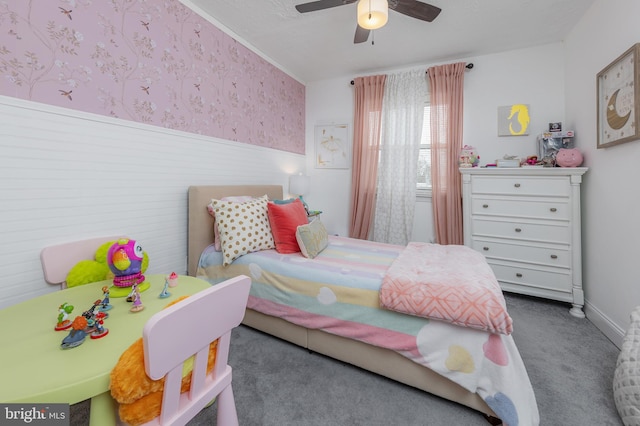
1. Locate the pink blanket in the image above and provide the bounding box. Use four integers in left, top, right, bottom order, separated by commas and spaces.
380, 243, 513, 335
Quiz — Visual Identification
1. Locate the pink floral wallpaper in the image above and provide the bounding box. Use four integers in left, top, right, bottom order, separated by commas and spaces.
0, 0, 305, 154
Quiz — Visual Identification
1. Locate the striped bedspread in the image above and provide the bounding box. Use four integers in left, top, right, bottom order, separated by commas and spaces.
197, 236, 539, 425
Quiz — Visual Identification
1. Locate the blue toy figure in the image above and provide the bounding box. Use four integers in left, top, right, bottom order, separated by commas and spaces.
61, 316, 87, 349
98, 286, 113, 311
159, 277, 171, 299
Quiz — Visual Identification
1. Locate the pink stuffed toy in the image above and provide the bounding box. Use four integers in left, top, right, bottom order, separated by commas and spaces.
556, 148, 583, 167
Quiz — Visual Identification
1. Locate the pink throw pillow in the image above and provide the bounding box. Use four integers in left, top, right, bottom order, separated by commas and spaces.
267, 198, 309, 254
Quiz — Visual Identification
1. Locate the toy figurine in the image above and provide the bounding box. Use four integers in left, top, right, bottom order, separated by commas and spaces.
82, 301, 100, 322
168, 272, 178, 288
126, 285, 136, 302
98, 286, 113, 311
90, 311, 109, 339
130, 284, 144, 313
61, 316, 88, 349
55, 302, 74, 331
159, 277, 171, 299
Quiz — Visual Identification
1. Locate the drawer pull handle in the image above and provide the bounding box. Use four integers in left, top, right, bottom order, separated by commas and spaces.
515, 228, 522, 232
551, 254, 558, 259
516, 273, 523, 278
483, 247, 489, 251
482, 204, 489, 208
550, 207, 557, 212
514, 183, 521, 188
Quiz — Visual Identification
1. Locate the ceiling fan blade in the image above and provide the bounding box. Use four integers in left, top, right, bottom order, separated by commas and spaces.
295, 0, 357, 13
354, 25, 370, 44
391, 0, 442, 22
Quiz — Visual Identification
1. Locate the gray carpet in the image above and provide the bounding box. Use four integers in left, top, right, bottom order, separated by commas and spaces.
71, 293, 622, 425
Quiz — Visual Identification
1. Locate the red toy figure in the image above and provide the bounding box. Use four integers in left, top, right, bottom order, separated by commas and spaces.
90, 311, 109, 339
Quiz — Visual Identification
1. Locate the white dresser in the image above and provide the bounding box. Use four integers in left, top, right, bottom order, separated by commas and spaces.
460, 167, 588, 317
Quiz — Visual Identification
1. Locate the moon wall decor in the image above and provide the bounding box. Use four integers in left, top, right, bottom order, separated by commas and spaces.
597, 43, 640, 149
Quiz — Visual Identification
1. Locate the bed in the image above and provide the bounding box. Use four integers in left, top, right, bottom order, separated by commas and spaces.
187, 185, 539, 425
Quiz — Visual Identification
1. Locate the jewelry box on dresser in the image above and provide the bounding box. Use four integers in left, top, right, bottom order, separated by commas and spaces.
460, 167, 588, 317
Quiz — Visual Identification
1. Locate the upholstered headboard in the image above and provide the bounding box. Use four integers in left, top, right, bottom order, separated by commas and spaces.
187, 185, 284, 276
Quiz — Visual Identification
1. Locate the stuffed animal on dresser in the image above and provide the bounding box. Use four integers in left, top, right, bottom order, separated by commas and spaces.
555, 148, 583, 167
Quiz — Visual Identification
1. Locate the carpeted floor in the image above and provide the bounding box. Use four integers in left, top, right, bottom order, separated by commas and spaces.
71, 292, 623, 425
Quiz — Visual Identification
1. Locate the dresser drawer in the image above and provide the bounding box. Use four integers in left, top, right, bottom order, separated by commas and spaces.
472, 218, 570, 243
472, 175, 570, 197
471, 239, 570, 267
471, 197, 570, 220
488, 262, 572, 293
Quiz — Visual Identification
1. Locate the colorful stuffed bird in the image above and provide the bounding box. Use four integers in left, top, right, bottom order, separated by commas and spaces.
65, 238, 149, 297
107, 238, 144, 276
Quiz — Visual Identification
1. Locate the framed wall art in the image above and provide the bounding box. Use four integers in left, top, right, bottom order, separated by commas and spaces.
315, 124, 350, 169
497, 104, 530, 136
597, 43, 640, 149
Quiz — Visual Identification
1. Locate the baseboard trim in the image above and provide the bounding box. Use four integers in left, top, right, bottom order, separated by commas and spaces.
585, 299, 624, 349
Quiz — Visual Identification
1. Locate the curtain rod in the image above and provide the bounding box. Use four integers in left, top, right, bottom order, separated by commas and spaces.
349, 63, 474, 85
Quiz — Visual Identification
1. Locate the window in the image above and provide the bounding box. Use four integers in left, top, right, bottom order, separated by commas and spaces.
377, 104, 431, 195
417, 105, 431, 195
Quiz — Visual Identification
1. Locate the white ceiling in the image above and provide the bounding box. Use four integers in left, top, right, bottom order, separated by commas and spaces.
185, 0, 596, 83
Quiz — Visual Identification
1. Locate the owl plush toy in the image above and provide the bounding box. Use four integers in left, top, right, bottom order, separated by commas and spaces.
107, 238, 150, 297
65, 238, 149, 297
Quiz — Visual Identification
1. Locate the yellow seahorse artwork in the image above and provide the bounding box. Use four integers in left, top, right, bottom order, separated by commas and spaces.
498, 104, 530, 136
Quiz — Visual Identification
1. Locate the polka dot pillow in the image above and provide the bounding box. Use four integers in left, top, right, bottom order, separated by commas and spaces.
210, 195, 275, 266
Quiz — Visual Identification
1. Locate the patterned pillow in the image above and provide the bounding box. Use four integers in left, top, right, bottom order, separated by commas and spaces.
614, 306, 640, 425
295, 218, 329, 259
379, 243, 513, 335
210, 195, 274, 266
207, 195, 254, 251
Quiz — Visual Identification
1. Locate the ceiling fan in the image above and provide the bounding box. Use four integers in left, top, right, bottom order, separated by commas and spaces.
295, 0, 442, 44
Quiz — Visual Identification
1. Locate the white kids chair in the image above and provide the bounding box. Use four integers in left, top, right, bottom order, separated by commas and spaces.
40, 236, 122, 288
136, 275, 251, 425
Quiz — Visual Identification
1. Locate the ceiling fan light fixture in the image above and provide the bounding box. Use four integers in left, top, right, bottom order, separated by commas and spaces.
357, 0, 388, 30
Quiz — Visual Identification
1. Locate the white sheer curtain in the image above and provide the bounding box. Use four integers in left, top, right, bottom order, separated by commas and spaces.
372, 69, 428, 244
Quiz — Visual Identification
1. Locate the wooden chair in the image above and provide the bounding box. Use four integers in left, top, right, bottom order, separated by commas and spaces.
138, 275, 251, 426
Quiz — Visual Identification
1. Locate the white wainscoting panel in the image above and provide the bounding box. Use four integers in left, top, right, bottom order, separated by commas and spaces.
0, 96, 305, 308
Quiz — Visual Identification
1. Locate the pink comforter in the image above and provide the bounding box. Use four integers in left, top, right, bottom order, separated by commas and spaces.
379, 243, 513, 335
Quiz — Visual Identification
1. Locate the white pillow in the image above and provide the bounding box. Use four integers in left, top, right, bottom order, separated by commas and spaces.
614, 306, 640, 425
210, 195, 274, 266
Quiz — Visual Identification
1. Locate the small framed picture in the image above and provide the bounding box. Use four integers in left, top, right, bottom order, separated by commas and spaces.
597, 43, 640, 148
315, 124, 350, 169
549, 122, 562, 132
